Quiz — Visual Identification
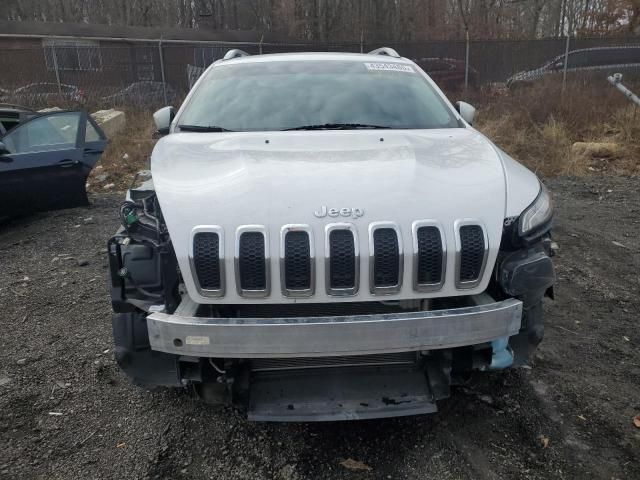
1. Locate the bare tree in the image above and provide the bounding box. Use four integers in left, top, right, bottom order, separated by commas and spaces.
1, 0, 637, 40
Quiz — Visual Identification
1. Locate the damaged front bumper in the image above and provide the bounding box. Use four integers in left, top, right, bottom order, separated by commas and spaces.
114, 297, 525, 421
146, 297, 523, 358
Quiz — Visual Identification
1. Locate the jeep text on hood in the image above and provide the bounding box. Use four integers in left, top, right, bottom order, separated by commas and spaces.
108, 48, 555, 422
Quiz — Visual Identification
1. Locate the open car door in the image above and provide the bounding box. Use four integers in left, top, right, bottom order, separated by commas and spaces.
0, 110, 107, 218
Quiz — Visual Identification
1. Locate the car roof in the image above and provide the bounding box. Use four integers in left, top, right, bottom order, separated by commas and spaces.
569, 45, 640, 52
0, 103, 35, 113
17, 82, 76, 89
217, 51, 414, 66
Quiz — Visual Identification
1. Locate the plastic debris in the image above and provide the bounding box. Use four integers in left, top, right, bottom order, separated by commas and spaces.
340, 459, 372, 471
538, 435, 550, 448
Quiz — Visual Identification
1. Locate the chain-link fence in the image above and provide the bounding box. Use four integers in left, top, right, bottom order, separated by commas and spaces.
0, 35, 638, 111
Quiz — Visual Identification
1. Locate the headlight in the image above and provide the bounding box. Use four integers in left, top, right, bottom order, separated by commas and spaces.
519, 182, 553, 236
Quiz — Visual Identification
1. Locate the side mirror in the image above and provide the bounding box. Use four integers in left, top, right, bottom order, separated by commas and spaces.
0, 141, 9, 155
455, 101, 476, 126
153, 106, 175, 136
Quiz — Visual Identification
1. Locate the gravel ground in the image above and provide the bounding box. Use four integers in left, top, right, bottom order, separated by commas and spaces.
0, 176, 639, 480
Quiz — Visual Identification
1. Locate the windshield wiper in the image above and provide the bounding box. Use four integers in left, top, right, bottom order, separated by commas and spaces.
178, 124, 234, 132
283, 123, 392, 131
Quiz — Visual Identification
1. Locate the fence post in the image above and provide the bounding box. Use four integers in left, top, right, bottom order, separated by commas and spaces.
464, 28, 470, 91
50, 46, 64, 102
259, 34, 264, 55
360, 29, 364, 53
562, 35, 570, 93
158, 38, 168, 105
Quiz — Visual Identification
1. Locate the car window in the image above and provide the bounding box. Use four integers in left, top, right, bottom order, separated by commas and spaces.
568, 48, 640, 68
178, 60, 459, 131
2, 112, 80, 154
597, 47, 640, 64
0, 112, 20, 132
29, 84, 53, 94
569, 50, 599, 68
416, 59, 451, 73
85, 120, 101, 142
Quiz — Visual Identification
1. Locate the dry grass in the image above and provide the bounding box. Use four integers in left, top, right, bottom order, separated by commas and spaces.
471, 78, 640, 178
87, 109, 156, 192
89, 78, 640, 192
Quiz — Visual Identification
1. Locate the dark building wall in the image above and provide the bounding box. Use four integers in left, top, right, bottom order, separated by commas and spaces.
0, 38, 53, 88
1, 36, 210, 96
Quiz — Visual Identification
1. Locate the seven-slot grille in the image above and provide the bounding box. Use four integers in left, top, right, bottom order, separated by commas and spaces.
191, 222, 488, 298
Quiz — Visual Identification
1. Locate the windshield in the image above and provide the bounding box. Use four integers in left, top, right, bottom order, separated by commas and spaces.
177, 59, 459, 131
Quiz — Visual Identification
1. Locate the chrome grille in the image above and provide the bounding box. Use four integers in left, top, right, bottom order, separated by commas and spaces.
190, 221, 489, 298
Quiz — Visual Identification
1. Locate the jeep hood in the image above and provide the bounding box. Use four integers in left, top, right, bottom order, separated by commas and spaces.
151, 128, 538, 304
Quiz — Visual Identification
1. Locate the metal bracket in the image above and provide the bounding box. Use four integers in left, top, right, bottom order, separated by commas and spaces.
223, 49, 250, 60
368, 47, 400, 58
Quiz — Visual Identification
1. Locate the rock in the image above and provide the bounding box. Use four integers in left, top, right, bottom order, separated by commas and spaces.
38, 107, 63, 113
16, 358, 27, 365
0, 376, 11, 386
340, 459, 372, 472
91, 109, 126, 139
103, 183, 115, 190
76, 259, 89, 267
278, 464, 299, 480
95, 174, 109, 182
571, 142, 620, 160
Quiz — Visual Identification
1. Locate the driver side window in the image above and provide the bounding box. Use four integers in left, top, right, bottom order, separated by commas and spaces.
2, 112, 81, 154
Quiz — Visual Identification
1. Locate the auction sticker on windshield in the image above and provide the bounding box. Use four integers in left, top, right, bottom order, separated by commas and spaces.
364, 62, 414, 73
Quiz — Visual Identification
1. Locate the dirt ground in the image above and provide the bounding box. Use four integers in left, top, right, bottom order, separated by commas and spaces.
0, 176, 639, 480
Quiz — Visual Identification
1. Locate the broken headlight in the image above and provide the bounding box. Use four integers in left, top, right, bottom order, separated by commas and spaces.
519, 182, 553, 237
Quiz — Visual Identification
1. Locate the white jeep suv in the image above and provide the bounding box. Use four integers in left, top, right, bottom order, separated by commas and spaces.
108, 48, 555, 421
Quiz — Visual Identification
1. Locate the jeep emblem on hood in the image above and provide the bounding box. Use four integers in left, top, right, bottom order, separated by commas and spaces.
314, 206, 364, 219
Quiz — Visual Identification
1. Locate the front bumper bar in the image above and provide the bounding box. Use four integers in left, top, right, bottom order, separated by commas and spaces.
146, 298, 523, 358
